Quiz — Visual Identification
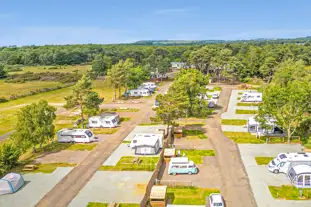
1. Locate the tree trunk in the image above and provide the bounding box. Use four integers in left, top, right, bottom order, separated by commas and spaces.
113, 88, 116, 102
80, 104, 85, 129
33, 146, 36, 153
118, 87, 121, 99
287, 128, 291, 143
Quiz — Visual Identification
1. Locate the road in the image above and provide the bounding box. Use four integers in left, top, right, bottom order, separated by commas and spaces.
35, 81, 172, 207
205, 85, 257, 207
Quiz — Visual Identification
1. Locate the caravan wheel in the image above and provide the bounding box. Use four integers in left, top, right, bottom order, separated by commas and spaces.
273, 169, 279, 174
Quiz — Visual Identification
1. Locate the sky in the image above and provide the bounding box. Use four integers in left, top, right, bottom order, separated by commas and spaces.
1, 0, 311, 46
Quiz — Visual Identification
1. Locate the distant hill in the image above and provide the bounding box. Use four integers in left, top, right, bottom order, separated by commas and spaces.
133, 37, 311, 45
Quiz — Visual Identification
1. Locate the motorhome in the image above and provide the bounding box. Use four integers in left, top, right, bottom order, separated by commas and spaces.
168, 157, 198, 175
130, 133, 164, 148
247, 116, 284, 136
88, 113, 120, 128
288, 165, 311, 188
127, 88, 151, 97
241, 92, 262, 102
268, 152, 311, 174
57, 129, 96, 143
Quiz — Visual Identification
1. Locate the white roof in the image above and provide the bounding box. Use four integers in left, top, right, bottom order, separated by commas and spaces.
248, 116, 276, 126
292, 165, 311, 174
210, 193, 223, 203
170, 157, 189, 163
150, 185, 167, 199
143, 82, 156, 85
132, 136, 159, 146
279, 153, 311, 161
133, 133, 163, 140
58, 129, 90, 135
89, 115, 117, 122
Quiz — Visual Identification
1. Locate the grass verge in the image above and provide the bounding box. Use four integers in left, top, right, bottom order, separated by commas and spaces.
235, 109, 257, 114
223, 132, 265, 144
167, 186, 220, 205
92, 128, 119, 134
180, 150, 215, 164
255, 157, 273, 165
221, 119, 247, 126
25, 162, 76, 173
183, 129, 207, 139
120, 117, 131, 122
122, 141, 131, 144
99, 156, 159, 171
66, 143, 97, 151
237, 102, 261, 106
269, 185, 311, 200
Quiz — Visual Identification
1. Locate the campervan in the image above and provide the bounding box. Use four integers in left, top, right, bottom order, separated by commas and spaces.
127, 88, 151, 97
168, 157, 198, 175
57, 129, 96, 143
241, 92, 262, 102
268, 152, 311, 174
88, 113, 120, 128
130, 133, 164, 148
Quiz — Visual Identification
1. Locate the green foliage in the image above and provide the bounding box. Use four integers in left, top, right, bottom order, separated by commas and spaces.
221, 119, 247, 125
269, 185, 311, 200
0, 143, 21, 174
91, 54, 112, 76
87, 203, 108, 207
235, 109, 257, 114
179, 150, 215, 164
0, 64, 7, 78
127, 66, 150, 89
167, 187, 220, 205
64, 74, 103, 128
255, 157, 273, 165
12, 100, 56, 152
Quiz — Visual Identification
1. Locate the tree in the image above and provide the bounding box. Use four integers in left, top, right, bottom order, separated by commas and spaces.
127, 66, 150, 89
105, 60, 124, 100
0, 143, 21, 174
64, 74, 103, 128
212, 48, 232, 82
188, 46, 216, 74
154, 93, 186, 133
0, 64, 6, 78
13, 100, 56, 152
259, 56, 278, 82
257, 80, 311, 142
91, 54, 112, 77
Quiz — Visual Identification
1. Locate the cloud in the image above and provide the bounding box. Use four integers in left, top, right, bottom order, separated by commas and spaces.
153, 8, 194, 15
0, 26, 135, 46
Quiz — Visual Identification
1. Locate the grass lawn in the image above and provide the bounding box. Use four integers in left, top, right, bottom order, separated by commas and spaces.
177, 118, 205, 126
213, 86, 222, 91
101, 108, 139, 112
182, 129, 207, 139
66, 143, 97, 151
87, 203, 139, 207
221, 119, 247, 126
237, 102, 261, 106
120, 117, 131, 122
25, 162, 76, 173
235, 109, 258, 114
9, 65, 91, 75
167, 187, 220, 205
180, 150, 215, 164
0, 80, 67, 99
237, 97, 241, 100
223, 132, 265, 144
98, 156, 159, 171
122, 141, 131, 144
269, 185, 311, 200
92, 128, 119, 134
255, 157, 273, 165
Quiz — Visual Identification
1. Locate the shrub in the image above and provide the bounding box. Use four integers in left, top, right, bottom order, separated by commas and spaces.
0, 97, 8, 103
0, 143, 21, 174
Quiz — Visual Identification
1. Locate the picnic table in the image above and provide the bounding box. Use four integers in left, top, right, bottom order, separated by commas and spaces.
23, 164, 37, 171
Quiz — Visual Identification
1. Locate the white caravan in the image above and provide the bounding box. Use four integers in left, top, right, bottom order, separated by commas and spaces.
128, 88, 151, 97
130, 133, 164, 148
88, 113, 120, 128
247, 116, 284, 136
241, 92, 262, 102
268, 152, 311, 174
141, 82, 157, 89
133, 137, 161, 155
57, 129, 96, 143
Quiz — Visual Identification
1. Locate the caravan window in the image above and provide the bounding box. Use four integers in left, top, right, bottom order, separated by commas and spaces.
133, 140, 137, 143
305, 175, 311, 186
298, 175, 304, 186
105, 121, 110, 124
134, 92, 138, 94
74, 135, 86, 138
279, 154, 287, 159
91, 120, 98, 124
112, 119, 116, 123
85, 130, 93, 137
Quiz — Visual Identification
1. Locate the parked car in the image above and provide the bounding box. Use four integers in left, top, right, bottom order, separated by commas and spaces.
212, 92, 220, 99
209, 193, 225, 207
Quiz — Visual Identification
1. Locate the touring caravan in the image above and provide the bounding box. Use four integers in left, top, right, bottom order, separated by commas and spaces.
268, 152, 311, 174
288, 165, 311, 188
132, 137, 161, 155
241, 92, 262, 102
247, 116, 284, 136
141, 82, 157, 90
127, 88, 151, 97
88, 113, 120, 128
168, 157, 198, 175
57, 129, 96, 143
130, 133, 164, 148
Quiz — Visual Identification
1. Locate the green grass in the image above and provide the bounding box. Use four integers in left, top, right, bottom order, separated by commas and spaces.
213, 86, 222, 91
238, 92, 243, 95
122, 141, 131, 144
66, 143, 97, 151
98, 156, 159, 171
237, 97, 241, 100
304, 144, 311, 149
101, 108, 139, 113
179, 150, 215, 164
9, 65, 91, 75
237, 102, 261, 106
120, 117, 131, 122
255, 157, 273, 165
221, 119, 247, 126
269, 185, 311, 200
167, 187, 220, 205
235, 109, 258, 114
92, 128, 119, 134
224, 132, 265, 143
0, 80, 67, 99
182, 130, 207, 139
176, 118, 205, 126
26, 162, 76, 173
86, 203, 139, 207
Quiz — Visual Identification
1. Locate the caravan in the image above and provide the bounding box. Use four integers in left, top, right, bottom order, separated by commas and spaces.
268, 152, 311, 174
57, 129, 96, 143
127, 88, 151, 97
241, 92, 262, 102
130, 133, 164, 148
129, 134, 164, 155
88, 113, 120, 128
141, 82, 157, 90
168, 157, 198, 175
247, 116, 284, 136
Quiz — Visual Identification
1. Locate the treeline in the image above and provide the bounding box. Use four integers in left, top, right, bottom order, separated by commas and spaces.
1, 43, 311, 82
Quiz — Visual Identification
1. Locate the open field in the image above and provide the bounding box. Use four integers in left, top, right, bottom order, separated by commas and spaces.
167, 186, 220, 205
0, 80, 67, 99
9, 65, 91, 75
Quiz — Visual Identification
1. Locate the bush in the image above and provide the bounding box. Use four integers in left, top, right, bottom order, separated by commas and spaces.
0, 97, 8, 103
0, 143, 21, 174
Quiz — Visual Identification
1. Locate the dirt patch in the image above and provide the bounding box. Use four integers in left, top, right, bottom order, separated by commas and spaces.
35, 150, 90, 164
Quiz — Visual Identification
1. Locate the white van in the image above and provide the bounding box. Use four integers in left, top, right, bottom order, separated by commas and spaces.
88, 113, 120, 128
57, 129, 96, 143
268, 152, 311, 174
